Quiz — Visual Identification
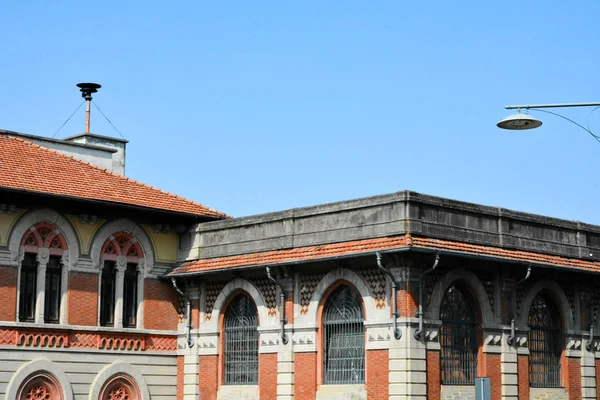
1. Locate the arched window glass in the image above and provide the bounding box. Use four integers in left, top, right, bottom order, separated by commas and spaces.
18, 222, 67, 324
528, 292, 561, 388
224, 294, 259, 385
100, 232, 143, 328
440, 285, 478, 385
322, 285, 365, 384
17, 372, 63, 400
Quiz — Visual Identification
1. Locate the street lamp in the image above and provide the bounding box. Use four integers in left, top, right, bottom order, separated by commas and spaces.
497, 102, 600, 142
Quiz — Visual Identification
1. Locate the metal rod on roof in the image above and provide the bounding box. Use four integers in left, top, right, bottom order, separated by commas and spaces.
76, 83, 101, 133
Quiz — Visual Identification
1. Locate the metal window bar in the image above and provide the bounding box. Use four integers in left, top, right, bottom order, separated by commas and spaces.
528, 294, 562, 388
323, 285, 365, 384
440, 286, 478, 385
224, 294, 259, 385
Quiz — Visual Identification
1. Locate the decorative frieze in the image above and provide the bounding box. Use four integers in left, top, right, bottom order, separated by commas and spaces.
299, 271, 326, 315
357, 266, 388, 310
0, 327, 176, 352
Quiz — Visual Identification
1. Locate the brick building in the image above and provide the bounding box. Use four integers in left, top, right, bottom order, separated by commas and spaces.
2, 128, 600, 400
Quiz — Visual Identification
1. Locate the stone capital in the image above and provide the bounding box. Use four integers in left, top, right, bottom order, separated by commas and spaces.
36, 247, 50, 265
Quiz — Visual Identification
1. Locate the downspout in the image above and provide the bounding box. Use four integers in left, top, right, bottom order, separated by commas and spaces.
171, 278, 195, 348
414, 252, 440, 341
586, 292, 600, 352
376, 252, 401, 340
507, 265, 531, 346
266, 266, 289, 345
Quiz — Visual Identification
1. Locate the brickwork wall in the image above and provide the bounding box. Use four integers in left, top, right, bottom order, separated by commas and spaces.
481, 353, 502, 400
199, 355, 218, 400
259, 353, 278, 400
144, 278, 180, 330
596, 359, 600, 400
427, 350, 441, 400
68, 271, 98, 326
566, 356, 582, 399
177, 355, 184, 400
294, 352, 317, 400
518, 355, 529, 400
397, 281, 417, 317
0, 266, 17, 321
366, 349, 388, 400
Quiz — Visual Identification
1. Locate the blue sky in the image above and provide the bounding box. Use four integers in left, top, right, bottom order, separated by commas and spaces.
2, 2, 600, 222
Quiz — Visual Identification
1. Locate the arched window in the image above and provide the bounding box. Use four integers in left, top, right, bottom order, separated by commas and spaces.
99, 374, 141, 400
17, 372, 63, 400
100, 232, 143, 328
19, 222, 67, 324
224, 294, 259, 385
322, 285, 365, 384
528, 292, 562, 388
440, 285, 478, 385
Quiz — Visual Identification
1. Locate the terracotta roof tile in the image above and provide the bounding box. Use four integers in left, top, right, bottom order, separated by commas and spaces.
169, 236, 412, 275
169, 234, 600, 276
0, 135, 228, 218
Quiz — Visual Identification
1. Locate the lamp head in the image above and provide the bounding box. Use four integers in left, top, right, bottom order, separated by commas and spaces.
497, 112, 542, 130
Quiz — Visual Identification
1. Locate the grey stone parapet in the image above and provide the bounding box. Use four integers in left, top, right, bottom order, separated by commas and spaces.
179, 191, 600, 264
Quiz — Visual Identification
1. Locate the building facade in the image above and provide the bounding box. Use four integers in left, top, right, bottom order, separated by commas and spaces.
2, 130, 600, 400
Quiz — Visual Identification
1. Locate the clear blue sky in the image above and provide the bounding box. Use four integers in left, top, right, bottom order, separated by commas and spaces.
2, 2, 600, 222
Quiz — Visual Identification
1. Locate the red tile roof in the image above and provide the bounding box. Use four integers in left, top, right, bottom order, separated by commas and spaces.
169, 234, 600, 276
0, 135, 227, 218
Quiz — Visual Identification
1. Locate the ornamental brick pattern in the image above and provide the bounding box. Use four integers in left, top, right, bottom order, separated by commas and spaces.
69, 332, 97, 348
299, 271, 326, 315
357, 266, 388, 310
0, 328, 17, 345
146, 335, 177, 351
18, 331, 68, 348
204, 280, 228, 321
250, 277, 277, 317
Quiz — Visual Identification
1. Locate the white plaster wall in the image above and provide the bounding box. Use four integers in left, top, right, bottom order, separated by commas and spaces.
0, 348, 176, 400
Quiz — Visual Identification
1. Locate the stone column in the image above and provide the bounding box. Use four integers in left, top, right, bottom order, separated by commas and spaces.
34, 247, 49, 324
500, 331, 520, 400
135, 260, 145, 328
59, 251, 69, 325
180, 285, 200, 400
114, 255, 127, 328
388, 263, 427, 400
581, 339, 597, 400
277, 276, 295, 400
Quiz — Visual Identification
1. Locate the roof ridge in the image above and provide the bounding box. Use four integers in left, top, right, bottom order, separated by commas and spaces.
1, 135, 229, 218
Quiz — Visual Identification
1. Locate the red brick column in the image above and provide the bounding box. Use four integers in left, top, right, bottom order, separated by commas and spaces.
517, 354, 529, 400
260, 353, 278, 400
68, 272, 98, 325
294, 352, 317, 400
0, 265, 17, 321
596, 359, 600, 400
427, 350, 441, 400
366, 349, 389, 399
565, 356, 581, 399
481, 353, 502, 400
176, 355, 184, 400
199, 355, 218, 400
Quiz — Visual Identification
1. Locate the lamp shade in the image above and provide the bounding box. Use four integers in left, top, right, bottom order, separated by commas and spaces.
497, 113, 542, 130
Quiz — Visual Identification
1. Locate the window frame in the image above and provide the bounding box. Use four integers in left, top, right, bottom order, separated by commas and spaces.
223, 293, 259, 385
18, 253, 38, 323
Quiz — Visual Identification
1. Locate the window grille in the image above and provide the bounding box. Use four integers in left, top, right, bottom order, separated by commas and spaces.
122, 263, 138, 328
224, 294, 259, 385
322, 285, 365, 384
19, 254, 37, 322
44, 256, 62, 323
528, 293, 561, 388
440, 285, 477, 385
100, 261, 116, 326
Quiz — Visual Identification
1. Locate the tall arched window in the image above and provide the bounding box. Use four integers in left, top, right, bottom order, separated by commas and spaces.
322, 285, 365, 384
100, 232, 143, 328
528, 292, 562, 388
440, 285, 478, 385
17, 372, 63, 400
224, 294, 259, 385
19, 222, 68, 324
